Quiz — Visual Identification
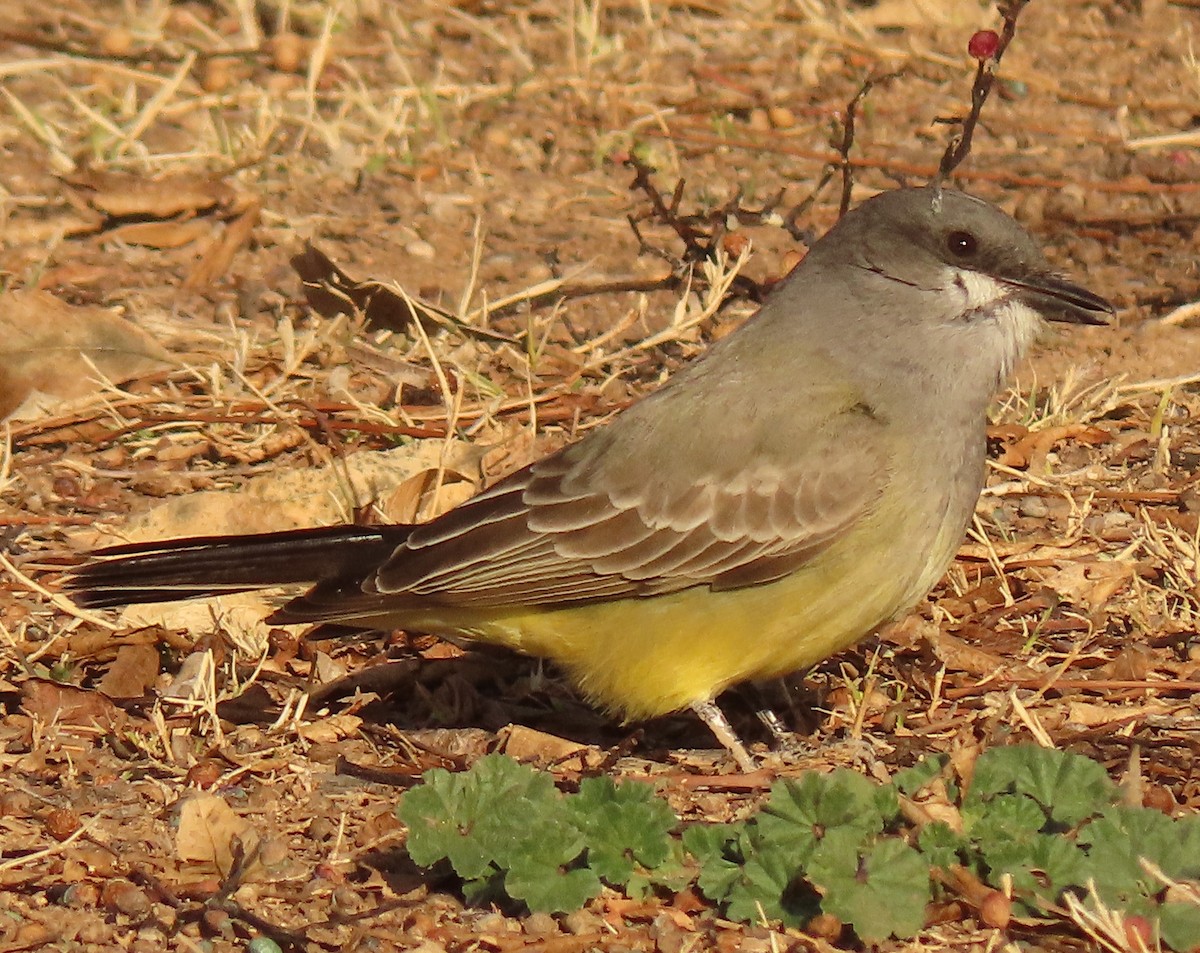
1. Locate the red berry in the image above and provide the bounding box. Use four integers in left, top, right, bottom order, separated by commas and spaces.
968, 30, 1001, 61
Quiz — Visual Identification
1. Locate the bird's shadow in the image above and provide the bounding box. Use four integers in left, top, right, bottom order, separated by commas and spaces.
337, 644, 828, 764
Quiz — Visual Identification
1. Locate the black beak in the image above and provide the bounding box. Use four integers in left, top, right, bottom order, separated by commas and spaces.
1010, 272, 1114, 326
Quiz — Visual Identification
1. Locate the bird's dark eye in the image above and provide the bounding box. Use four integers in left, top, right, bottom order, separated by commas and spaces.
947, 230, 978, 257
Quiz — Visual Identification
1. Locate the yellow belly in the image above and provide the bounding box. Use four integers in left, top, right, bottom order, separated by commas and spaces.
375, 492, 962, 721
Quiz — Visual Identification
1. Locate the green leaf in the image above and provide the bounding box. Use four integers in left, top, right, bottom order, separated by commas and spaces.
505, 862, 601, 913
1159, 900, 1200, 952
986, 833, 1088, 905
567, 776, 677, 885
755, 769, 888, 856
967, 746, 1116, 826
918, 822, 966, 870
398, 755, 567, 879
723, 844, 811, 927
1081, 807, 1200, 903
893, 754, 951, 798
462, 870, 507, 908
966, 793, 1047, 845
809, 837, 931, 941
683, 823, 746, 902
689, 818, 819, 927
625, 841, 691, 899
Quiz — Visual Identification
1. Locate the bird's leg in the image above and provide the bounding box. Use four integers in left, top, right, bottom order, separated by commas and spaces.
690, 699, 757, 772
755, 706, 792, 747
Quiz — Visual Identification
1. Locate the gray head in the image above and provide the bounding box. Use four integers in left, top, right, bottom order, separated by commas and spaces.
789, 186, 1113, 394
810, 186, 1112, 327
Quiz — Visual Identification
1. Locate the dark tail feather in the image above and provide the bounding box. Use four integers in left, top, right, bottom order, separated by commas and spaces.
66, 525, 412, 609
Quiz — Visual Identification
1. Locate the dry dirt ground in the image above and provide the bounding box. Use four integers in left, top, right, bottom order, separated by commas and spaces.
2, 0, 1200, 950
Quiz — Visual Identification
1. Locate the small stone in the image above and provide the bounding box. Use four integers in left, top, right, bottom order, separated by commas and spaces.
1017, 495, 1049, 518
563, 909, 604, 934
406, 239, 436, 261
767, 106, 796, 129
201, 908, 234, 938
45, 808, 80, 841
268, 32, 306, 74
101, 879, 151, 919
524, 912, 558, 936
101, 28, 133, 56
483, 126, 512, 149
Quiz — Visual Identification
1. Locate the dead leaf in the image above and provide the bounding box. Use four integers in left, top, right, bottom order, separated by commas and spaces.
290, 241, 515, 342
69, 443, 480, 638
313, 651, 348, 684
106, 219, 212, 248
995, 423, 1112, 471
0, 290, 173, 420
63, 168, 236, 219
61, 169, 260, 286
175, 792, 261, 879
0, 209, 102, 245
297, 713, 362, 743
215, 684, 280, 725
80, 440, 482, 547
118, 595, 285, 650
498, 724, 589, 764
20, 680, 126, 730
1094, 645, 1155, 681
97, 644, 160, 699
382, 462, 479, 523
183, 193, 261, 287
290, 241, 438, 333
1066, 701, 1180, 727
900, 777, 964, 834
1034, 559, 1135, 612
927, 630, 1039, 680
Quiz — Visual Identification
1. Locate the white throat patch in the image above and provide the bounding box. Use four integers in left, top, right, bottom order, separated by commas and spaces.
950, 268, 1043, 381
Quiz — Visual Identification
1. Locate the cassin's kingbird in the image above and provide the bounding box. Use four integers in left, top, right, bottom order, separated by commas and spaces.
67, 186, 1113, 769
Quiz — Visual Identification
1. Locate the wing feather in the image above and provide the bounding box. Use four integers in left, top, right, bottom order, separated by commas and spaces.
353, 399, 889, 609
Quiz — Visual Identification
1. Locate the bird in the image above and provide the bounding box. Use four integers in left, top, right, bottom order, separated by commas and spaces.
66, 186, 1113, 770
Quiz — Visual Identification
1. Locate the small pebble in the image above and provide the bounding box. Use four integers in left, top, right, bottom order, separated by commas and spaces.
406, 239, 436, 260
524, 912, 559, 936
269, 32, 305, 73
1017, 495, 1049, 518
101, 879, 151, 919
45, 808, 80, 841
563, 909, 604, 934
767, 106, 796, 129
101, 27, 133, 56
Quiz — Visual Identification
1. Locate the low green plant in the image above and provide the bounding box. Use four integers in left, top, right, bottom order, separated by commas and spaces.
396, 746, 1200, 948
398, 754, 685, 912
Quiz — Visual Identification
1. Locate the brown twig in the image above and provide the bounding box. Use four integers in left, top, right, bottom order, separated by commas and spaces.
625, 154, 710, 265
936, 0, 1031, 182
622, 154, 771, 300
836, 72, 903, 217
